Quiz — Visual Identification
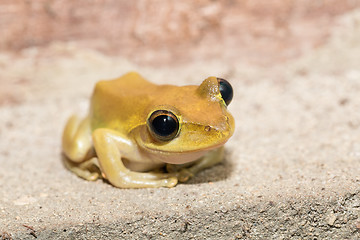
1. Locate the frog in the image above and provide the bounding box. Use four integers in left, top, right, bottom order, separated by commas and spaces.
62, 72, 235, 188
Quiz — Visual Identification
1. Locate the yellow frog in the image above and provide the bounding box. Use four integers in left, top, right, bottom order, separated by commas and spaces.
62, 72, 234, 188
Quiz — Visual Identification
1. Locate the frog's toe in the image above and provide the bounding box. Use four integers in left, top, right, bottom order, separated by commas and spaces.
86, 172, 100, 181
76, 170, 100, 181
178, 169, 194, 183
164, 177, 178, 188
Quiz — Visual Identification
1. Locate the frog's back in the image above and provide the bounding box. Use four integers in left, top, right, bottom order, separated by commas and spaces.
96, 72, 156, 96
90, 72, 157, 133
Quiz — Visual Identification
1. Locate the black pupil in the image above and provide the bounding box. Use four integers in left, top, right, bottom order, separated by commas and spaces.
152, 114, 178, 137
218, 78, 233, 106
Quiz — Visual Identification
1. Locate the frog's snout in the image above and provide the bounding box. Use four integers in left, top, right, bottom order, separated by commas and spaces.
202, 114, 234, 139
217, 114, 235, 131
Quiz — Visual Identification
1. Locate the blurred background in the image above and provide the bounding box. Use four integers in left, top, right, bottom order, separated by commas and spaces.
1, 0, 359, 66
0, 0, 360, 115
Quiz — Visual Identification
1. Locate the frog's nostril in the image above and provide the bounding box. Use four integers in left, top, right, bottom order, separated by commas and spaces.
204, 126, 211, 132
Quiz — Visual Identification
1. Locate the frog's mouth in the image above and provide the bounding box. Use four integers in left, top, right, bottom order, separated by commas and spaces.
136, 134, 229, 164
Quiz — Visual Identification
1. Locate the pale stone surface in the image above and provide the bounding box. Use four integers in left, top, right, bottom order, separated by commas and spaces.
1, 6, 360, 240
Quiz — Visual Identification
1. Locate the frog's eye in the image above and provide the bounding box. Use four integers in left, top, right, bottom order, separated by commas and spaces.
217, 78, 233, 106
148, 110, 179, 141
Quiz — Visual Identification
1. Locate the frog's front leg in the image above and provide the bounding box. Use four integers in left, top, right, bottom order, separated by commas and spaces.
169, 147, 225, 182
92, 128, 178, 188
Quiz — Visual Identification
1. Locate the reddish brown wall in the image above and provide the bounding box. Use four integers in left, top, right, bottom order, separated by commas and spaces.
1, 0, 359, 65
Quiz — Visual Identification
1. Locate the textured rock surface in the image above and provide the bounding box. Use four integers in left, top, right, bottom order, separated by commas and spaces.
1, 2, 360, 240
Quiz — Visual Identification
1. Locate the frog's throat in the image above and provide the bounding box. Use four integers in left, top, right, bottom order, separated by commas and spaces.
141, 139, 227, 155
139, 141, 226, 164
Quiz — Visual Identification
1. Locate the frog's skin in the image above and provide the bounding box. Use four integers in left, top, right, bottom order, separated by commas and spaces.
62, 72, 235, 188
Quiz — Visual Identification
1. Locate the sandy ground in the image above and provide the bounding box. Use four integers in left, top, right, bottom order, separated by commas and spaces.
1, 8, 360, 240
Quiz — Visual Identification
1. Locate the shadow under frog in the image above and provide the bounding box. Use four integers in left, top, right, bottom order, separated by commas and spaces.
183, 149, 235, 185
61, 72, 235, 189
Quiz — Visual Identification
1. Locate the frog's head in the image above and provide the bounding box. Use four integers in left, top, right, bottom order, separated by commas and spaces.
134, 77, 235, 164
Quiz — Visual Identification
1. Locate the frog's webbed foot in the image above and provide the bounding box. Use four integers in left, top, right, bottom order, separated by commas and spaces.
119, 171, 178, 188
63, 156, 101, 181
166, 164, 194, 182
176, 169, 194, 183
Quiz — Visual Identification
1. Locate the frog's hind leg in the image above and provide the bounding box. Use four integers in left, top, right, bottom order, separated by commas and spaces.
62, 115, 100, 181
62, 115, 94, 162
62, 156, 101, 181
